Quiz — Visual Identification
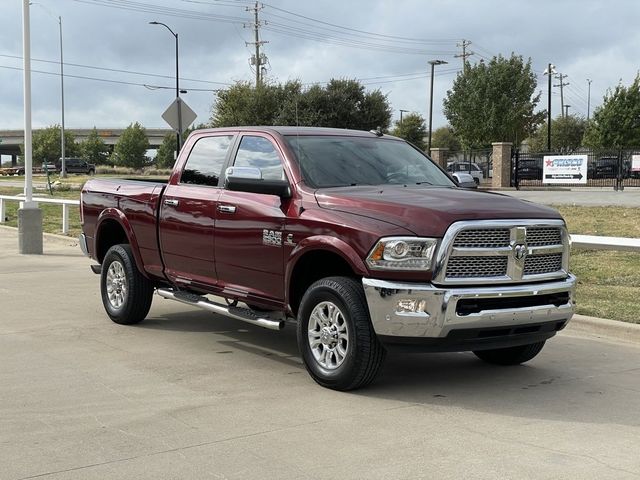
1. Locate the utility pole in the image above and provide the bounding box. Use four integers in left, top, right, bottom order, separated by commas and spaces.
245, 2, 268, 86
554, 73, 569, 118
454, 39, 473, 74
587, 79, 592, 120
543, 63, 556, 151
564, 105, 571, 117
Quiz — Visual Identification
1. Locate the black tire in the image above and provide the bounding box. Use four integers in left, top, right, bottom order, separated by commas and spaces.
297, 276, 385, 391
473, 341, 546, 366
88, 169, 95, 176
100, 244, 153, 325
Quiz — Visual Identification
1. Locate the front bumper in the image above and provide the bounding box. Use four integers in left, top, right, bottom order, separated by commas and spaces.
363, 274, 576, 350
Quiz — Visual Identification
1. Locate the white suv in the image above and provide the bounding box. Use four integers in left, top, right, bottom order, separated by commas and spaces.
447, 162, 484, 185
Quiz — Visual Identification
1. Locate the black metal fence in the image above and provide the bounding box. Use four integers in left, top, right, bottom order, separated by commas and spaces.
512, 148, 640, 190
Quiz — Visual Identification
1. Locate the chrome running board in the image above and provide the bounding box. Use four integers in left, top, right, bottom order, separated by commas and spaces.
156, 288, 285, 331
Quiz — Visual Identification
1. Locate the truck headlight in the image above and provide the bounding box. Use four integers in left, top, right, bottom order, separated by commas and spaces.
366, 237, 438, 271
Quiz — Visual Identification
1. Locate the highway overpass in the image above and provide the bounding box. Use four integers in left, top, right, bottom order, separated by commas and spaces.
0, 128, 174, 163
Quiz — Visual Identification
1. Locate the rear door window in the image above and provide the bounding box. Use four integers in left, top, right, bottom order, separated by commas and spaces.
181, 135, 234, 187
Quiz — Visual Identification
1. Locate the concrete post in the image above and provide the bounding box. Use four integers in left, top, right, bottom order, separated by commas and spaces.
492, 142, 513, 188
429, 147, 449, 169
18, 205, 43, 254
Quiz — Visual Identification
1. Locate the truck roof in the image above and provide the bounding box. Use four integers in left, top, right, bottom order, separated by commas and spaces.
192, 126, 403, 139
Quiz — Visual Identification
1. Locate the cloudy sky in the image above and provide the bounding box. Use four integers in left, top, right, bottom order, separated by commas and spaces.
1, 0, 639, 137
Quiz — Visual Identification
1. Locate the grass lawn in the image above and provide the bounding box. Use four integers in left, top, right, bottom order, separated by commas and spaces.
555, 206, 640, 323
1, 187, 638, 322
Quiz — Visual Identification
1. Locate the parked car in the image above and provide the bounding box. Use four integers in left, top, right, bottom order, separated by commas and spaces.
80, 127, 575, 391
56, 157, 96, 175
515, 158, 543, 180
447, 161, 484, 184
451, 171, 477, 188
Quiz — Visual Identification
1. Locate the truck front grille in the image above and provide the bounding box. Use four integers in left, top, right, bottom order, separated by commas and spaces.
446, 256, 508, 278
436, 221, 569, 285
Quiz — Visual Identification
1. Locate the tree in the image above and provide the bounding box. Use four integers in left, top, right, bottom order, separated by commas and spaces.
210, 79, 392, 131
80, 127, 110, 164
528, 115, 587, 152
443, 54, 545, 149
155, 134, 176, 169
431, 125, 462, 151
113, 122, 149, 169
391, 113, 427, 150
583, 75, 640, 148
25, 125, 79, 165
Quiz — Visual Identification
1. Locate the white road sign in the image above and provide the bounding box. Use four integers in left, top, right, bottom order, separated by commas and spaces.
543, 155, 588, 184
162, 98, 197, 132
632, 154, 640, 173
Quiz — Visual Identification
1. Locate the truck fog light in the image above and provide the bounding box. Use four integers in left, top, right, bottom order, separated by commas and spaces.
396, 299, 428, 314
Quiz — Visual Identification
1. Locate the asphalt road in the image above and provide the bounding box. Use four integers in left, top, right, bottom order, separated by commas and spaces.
1, 228, 639, 480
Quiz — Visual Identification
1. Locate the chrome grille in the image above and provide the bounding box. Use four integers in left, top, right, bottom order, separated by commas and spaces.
446, 256, 508, 278
524, 253, 563, 276
453, 229, 510, 248
437, 220, 569, 285
526, 227, 562, 247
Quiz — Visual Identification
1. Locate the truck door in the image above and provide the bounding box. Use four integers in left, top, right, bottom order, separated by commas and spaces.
214, 134, 289, 304
158, 134, 234, 290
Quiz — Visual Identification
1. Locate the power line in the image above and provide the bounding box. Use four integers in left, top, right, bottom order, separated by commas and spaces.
454, 39, 473, 73
244, 1, 268, 85
0, 53, 231, 85
0, 64, 219, 91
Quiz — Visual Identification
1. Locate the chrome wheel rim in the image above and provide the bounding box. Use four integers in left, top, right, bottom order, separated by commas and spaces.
308, 301, 349, 370
106, 260, 127, 310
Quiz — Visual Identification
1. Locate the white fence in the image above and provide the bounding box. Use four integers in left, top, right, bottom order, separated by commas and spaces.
0, 195, 79, 235
1, 194, 639, 253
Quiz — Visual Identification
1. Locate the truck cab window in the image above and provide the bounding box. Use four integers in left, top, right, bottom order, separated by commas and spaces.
181, 135, 233, 187
234, 136, 284, 180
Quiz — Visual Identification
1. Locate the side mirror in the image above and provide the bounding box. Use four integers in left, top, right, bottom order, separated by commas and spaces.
224, 166, 291, 198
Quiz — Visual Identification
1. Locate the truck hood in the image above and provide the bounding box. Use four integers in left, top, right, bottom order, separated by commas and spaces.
314, 186, 562, 236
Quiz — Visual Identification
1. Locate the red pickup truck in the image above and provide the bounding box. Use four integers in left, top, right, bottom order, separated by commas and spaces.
80, 127, 576, 390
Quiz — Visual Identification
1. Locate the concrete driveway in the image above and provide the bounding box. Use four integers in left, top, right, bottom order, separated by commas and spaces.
1, 228, 639, 479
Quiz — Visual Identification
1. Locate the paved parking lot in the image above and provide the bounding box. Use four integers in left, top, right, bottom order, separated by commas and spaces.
1, 227, 640, 479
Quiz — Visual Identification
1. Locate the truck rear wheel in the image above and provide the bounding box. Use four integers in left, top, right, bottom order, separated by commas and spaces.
100, 244, 153, 325
297, 276, 385, 391
473, 341, 546, 365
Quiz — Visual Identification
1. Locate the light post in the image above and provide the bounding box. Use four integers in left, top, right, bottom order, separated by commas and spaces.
427, 59, 447, 153
587, 79, 592, 121
543, 63, 556, 151
399, 109, 409, 126
31, 3, 66, 177
149, 21, 181, 152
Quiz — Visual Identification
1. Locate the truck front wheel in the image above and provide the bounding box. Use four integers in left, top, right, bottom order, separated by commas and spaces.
100, 244, 153, 325
473, 341, 546, 365
297, 276, 385, 391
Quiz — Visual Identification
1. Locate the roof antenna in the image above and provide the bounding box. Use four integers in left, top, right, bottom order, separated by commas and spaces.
370, 126, 383, 137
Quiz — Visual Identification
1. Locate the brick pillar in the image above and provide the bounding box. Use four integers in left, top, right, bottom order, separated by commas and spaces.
492, 142, 512, 188
429, 147, 449, 169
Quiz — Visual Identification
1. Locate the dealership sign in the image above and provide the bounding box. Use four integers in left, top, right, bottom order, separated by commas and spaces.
543, 155, 588, 184
632, 154, 640, 173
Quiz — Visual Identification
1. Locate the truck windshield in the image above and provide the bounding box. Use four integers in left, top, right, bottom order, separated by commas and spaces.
285, 135, 455, 188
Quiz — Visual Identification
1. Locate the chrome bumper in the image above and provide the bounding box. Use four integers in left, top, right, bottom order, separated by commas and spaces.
362, 274, 576, 339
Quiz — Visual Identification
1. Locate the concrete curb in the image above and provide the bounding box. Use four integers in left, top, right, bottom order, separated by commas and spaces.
0, 224, 78, 248
567, 314, 640, 344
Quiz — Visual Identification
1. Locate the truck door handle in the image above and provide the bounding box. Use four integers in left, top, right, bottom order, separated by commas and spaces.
164, 199, 179, 207
217, 205, 236, 214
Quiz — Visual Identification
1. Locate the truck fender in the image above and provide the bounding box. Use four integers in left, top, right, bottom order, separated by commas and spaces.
95, 208, 147, 278
285, 235, 369, 289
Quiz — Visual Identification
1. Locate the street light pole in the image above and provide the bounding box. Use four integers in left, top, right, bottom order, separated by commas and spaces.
587, 79, 592, 121
399, 109, 409, 127
59, 15, 66, 177
150, 21, 181, 153
544, 63, 556, 151
427, 59, 447, 153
